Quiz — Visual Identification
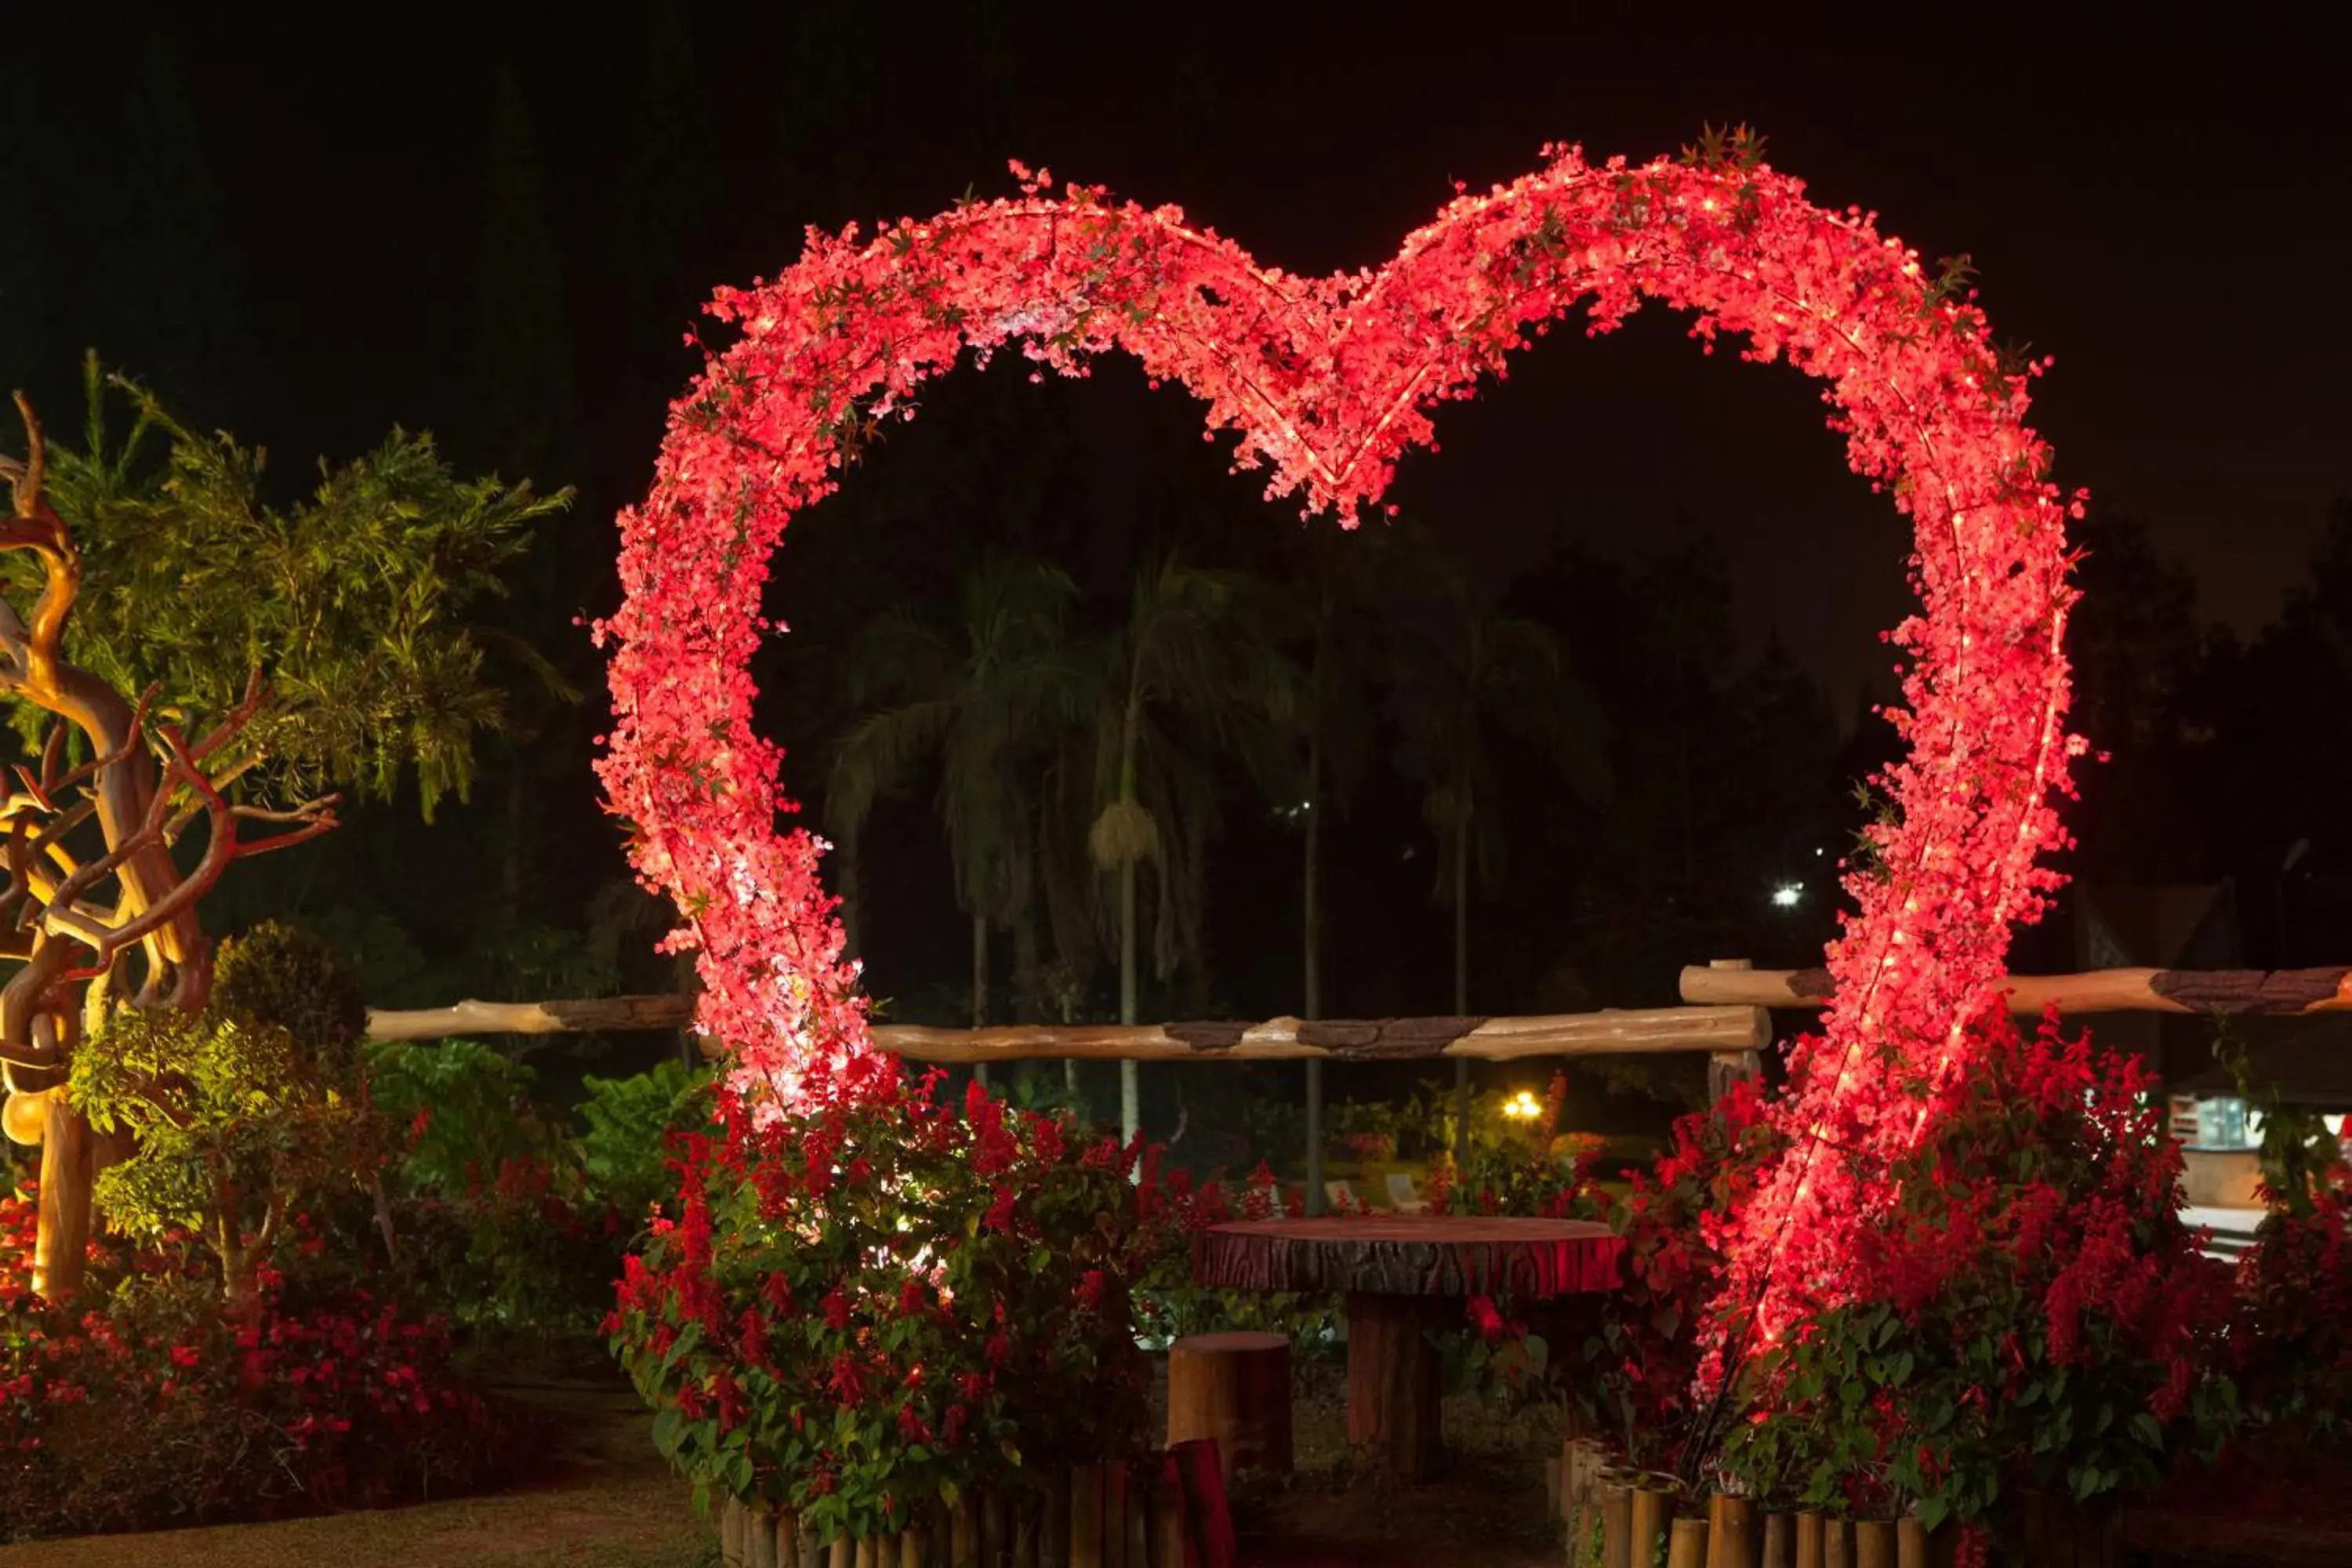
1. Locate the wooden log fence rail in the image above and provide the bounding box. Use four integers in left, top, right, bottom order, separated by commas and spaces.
353, 957, 2347, 1229
358, 993, 1767, 1225
363, 998, 1771, 1060
1679, 963, 2352, 1018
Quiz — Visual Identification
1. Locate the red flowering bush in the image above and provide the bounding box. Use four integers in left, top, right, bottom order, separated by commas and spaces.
1552, 1076, 1784, 1472
0, 1183, 493, 1538
2227, 1174, 2352, 1443
609, 1072, 1158, 1544
1722, 1011, 2234, 1535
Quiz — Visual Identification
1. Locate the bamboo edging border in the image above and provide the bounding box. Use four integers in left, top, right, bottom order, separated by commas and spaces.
715, 1445, 1235, 1568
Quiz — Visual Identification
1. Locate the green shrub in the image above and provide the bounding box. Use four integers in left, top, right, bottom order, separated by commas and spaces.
365, 1036, 547, 1193
364, 1042, 702, 1338
212, 921, 368, 1055
73, 1004, 381, 1312
579, 1059, 710, 1221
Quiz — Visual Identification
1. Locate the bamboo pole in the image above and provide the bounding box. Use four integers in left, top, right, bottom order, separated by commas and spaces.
750, 1508, 779, 1568
1823, 1519, 1850, 1568
829, 1537, 851, 1568
1678, 962, 2352, 1018
364, 997, 1767, 1060
1563, 1438, 1603, 1552
1709, 1496, 1755, 1568
1070, 1464, 1105, 1568
983, 1493, 1007, 1568
1894, 1520, 1928, 1568
1761, 1514, 1791, 1568
1104, 1464, 1130, 1568
1795, 1514, 1823, 1568
724, 1500, 747, 1568
1601, 1479, 1633, 1568
1668, 1519, 1711, 1568
1630, 1486, 1668, 1566
1149, 1473, 1186, 1568
1123, 1473, 1149, 1568
1853, 1522, 1894, 1568
952, 1498, 978, 1568
1043, 1468, 1069, 1568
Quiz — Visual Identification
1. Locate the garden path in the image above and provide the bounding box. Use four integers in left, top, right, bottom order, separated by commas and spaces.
0, 1381, 709, 1568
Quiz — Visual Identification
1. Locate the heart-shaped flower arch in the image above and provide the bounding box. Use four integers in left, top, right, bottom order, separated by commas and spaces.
596, 144, 2083, 1339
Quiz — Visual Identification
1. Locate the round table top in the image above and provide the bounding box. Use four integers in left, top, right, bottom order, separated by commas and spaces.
1191, 1214, 1624, 1298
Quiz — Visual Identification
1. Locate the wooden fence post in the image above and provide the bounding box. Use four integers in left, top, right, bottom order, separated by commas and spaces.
1706, 960, 1766, 1102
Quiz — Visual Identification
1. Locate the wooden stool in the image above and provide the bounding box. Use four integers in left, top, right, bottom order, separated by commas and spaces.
1165, 1330, 1293, 1479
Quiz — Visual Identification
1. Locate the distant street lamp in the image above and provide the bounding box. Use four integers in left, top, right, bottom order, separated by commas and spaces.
1772, 882, 1804, 909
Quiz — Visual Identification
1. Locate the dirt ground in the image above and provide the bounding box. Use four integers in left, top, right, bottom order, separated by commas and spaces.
1226, 1361, 1566, 1567
8, 1362, 2334, 1567
0, 1361, 1571, 1568
0, 1380, 710, 1568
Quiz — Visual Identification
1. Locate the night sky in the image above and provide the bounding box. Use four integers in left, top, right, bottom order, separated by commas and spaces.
13, 8, 2345, 713
5, 6, 2348, 1024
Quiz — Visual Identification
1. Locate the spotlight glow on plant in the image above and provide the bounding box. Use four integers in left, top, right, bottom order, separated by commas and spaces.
1502, 1089, 1545, 1121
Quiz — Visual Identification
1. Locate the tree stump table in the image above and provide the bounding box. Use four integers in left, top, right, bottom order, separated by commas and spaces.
1192, 1215, 1624, 1483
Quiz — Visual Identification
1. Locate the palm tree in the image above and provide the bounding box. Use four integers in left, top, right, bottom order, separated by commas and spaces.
1403, 571, 1608, 1155
1082, 557, 1301, 1144
1290, 521, 1421, 1022
823, 559, 1084, 1037
1417, 602, 1608, 1012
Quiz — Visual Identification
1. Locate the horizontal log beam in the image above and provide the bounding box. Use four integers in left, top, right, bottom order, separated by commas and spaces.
365, 994, 697, 1040
1678, 964, 2352, 1018
365, 994, 1768, 1062
873, 1006, 1768, 1063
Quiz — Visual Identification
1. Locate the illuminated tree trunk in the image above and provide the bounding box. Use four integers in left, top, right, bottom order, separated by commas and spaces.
35, 1086, 93, 1298
2, 394, 331, 1300
5, 651, 205, 1302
